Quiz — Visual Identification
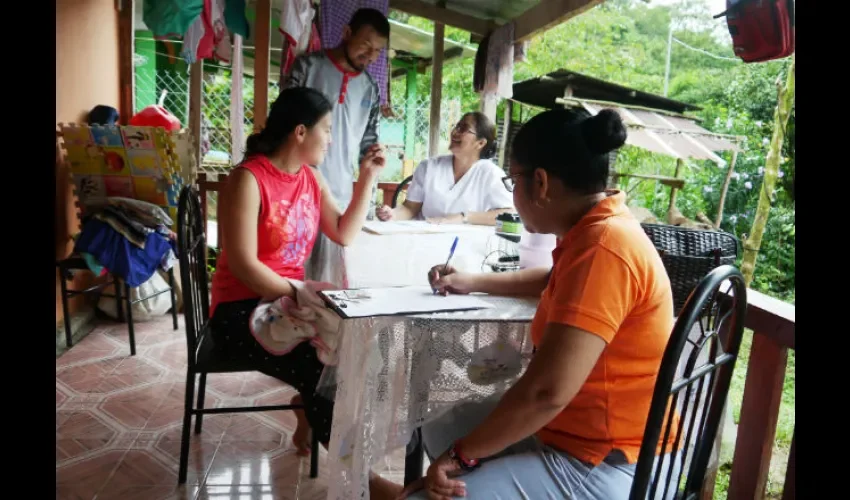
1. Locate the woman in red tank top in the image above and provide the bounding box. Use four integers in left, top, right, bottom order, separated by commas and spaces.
208, 87, 396, 496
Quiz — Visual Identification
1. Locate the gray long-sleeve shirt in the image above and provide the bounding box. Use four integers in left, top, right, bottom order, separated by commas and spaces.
284, 51, 380, 209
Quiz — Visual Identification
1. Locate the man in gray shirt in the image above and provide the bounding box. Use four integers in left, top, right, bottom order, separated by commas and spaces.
283, 8, 389, 284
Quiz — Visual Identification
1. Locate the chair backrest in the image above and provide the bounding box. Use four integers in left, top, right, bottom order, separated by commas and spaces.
177, 185, 210, 368
392, 175, 414, 209
629, 265, 748, 500
642, 223, 740, 313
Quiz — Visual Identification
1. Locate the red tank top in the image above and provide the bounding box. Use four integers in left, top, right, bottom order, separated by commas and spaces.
210, 155, 321, 314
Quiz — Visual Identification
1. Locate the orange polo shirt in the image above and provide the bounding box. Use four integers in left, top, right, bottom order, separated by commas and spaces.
531, 191, 677, 465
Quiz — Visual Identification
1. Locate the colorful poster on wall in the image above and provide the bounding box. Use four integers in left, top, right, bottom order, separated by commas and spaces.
62, 126, 94, 147
101, 147, 131, 175
122, 126, 156, 150
90, 127, 125, 148
103, 175, 136, 198
133, 177, 168, 206
62, 124, 184, 219
73, 175, 107, 204
128, 149, 164, 178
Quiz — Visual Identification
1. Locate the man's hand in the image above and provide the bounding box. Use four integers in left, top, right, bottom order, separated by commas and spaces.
360, 144, 386, 180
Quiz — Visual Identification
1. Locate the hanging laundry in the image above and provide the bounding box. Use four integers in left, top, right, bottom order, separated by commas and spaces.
144, 0, 205, 39
279, 0, 319, 77
224, 0, 249, 39
211, 0, 232, 64
320, 0, 390, 106
180, 13, 205, 64
309, 19, 322, 53
193, 0, 217, 62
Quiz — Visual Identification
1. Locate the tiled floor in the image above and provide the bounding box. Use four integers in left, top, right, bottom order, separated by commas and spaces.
56, 315, 406, 499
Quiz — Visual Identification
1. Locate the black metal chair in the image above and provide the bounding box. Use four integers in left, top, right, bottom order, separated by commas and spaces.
57, 253, 178, 356
391, 175, 414, 208
641, 224, 740, 314
629, 265, 748, 500
175, 185, 319, 484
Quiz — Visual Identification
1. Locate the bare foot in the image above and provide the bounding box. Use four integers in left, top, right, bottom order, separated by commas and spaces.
290, 394, 311, 457
369, 473, 405, 500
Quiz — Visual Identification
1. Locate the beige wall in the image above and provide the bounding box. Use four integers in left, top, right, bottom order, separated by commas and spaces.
56, 0, 121, 323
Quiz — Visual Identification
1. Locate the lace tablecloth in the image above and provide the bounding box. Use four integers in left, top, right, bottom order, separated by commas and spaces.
314, 228, 538, 500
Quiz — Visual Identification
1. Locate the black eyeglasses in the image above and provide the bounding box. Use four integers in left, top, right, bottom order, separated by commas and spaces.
501, 173, 524, 192
452, 122, 477, 136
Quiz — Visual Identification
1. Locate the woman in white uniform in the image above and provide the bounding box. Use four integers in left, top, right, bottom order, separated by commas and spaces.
376, 112, 514, 225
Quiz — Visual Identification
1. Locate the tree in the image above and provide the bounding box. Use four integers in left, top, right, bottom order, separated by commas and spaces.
741, 54, 795, 286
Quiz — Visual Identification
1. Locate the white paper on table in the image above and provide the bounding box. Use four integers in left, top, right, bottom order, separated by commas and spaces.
319, 285, 495, 319
362, 220, 485, 235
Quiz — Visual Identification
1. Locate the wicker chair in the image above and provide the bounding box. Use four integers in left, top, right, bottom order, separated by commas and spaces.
641, 224, 740, 314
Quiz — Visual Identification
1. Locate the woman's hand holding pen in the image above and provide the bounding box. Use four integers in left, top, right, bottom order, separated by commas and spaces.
428, 265, 476, 296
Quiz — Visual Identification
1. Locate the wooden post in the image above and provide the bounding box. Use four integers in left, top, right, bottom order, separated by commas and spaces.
498, 100, 512, 169
728, 333, 788, 500
667, 158, 684, 214
404, 67, 418, 162
117, 0, 135, 124
253, 0, 272, 132
782, 430, 795, 500
188, 61, 203, 170
428, 17, 445, 158
715, 149, 739, 228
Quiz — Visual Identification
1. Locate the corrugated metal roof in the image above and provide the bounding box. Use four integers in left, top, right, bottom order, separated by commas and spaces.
513, 69, 702, 114
579, 101, 741, 165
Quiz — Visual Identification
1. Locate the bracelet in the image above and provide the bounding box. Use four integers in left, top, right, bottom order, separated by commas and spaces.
448, 440, 480, 471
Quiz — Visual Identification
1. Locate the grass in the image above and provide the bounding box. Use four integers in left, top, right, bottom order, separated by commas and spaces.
713, 329, 795, 499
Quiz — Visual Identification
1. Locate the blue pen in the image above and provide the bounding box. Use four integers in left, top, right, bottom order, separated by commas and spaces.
434, 236, 459, 294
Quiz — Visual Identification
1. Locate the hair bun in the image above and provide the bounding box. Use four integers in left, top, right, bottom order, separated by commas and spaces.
580, 109, 627, 155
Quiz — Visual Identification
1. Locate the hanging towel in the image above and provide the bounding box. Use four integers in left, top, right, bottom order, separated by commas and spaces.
280, 0, 319, 77
181, 14, 206, 64
211, 0, 232, 63
224, 0, 249, 38
144, 0, 205, 39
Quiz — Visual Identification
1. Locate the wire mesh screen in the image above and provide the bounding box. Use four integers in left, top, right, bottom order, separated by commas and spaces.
133, 39, 459, 183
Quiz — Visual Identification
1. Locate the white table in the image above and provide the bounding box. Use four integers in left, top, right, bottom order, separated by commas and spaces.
320, 226, 538, 500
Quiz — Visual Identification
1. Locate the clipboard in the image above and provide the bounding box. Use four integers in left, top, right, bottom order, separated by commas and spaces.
318, 286, 495, 319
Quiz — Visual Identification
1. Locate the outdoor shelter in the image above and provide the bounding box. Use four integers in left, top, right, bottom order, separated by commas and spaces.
507, 69, 745, 226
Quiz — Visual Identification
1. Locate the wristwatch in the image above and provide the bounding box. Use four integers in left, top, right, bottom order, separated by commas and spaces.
461, 212, 469, 224
448, 441, 480, 471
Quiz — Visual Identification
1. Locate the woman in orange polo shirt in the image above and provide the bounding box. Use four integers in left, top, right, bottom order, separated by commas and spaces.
408, 108, 677, 500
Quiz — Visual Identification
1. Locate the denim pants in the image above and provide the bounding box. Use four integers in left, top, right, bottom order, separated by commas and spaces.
413, 396, 680, 500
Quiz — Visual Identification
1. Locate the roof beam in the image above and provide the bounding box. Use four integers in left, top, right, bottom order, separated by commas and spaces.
514, 0, 605, 42
390, 45, 465, 79
390, 0, 493, 35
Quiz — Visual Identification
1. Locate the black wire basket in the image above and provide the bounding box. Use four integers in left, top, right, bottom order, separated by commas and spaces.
641, 223, 740, 313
